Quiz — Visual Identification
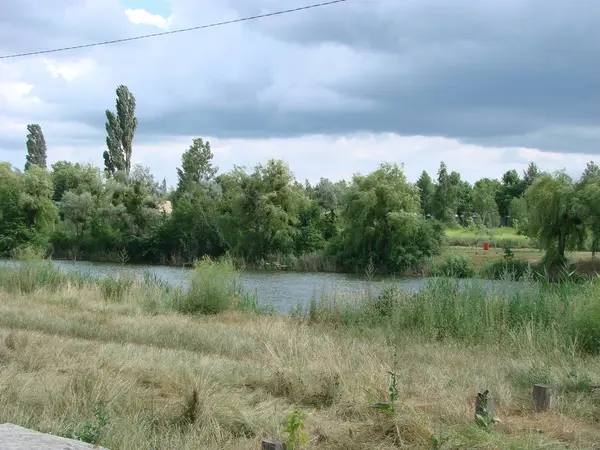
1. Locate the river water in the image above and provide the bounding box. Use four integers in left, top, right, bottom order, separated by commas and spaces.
0, 259, 523, 313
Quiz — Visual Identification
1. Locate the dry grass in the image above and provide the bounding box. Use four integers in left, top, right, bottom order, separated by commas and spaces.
0, 281, 600, 449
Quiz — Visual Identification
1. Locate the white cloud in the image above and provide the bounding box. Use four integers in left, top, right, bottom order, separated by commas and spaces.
0, 81, 41, 106
124, 8, 172, 29
42, 58, 96, 82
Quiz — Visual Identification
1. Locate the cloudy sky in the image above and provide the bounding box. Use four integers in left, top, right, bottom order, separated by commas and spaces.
1, 0, 599, 186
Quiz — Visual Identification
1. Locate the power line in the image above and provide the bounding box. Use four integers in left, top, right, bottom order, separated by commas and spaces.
0, 0, 349, 60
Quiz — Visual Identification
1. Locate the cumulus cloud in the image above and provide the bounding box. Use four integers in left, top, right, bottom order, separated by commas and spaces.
124, 8, 173, 29
0, 0, 599, 184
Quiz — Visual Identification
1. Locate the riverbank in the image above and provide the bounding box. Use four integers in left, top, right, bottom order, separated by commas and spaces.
1, 262, 600, 449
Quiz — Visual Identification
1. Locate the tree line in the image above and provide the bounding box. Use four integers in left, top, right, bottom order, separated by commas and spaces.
1, 85, 599, 272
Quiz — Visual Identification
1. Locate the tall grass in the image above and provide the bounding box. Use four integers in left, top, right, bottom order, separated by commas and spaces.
288, 252, 338, 272
0, 261, 91, 293
0, 256, 269, 315
303, 277, 600, 354
170, 256, 241, 314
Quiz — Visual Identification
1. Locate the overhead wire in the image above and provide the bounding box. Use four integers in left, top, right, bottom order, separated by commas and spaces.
0, 0, 349, 60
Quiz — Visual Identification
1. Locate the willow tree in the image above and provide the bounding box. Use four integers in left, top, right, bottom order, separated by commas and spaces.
525, 171, 585, 264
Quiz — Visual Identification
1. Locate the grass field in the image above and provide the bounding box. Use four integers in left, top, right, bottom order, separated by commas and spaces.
444, 227, 533, 249
1, 262, 600, 449
438, 246, 594, 268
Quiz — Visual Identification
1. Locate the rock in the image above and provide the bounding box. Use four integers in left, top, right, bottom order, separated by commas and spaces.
0, 424, 109, 450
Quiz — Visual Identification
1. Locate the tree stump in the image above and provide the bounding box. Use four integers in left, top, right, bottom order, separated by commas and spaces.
261, 439, 286, 450
475, 390, 495, 421
532, 384, 552, 411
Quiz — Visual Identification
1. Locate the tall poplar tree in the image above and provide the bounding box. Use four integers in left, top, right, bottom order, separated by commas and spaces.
103, 85, 138, 177
25, 124, 47, 170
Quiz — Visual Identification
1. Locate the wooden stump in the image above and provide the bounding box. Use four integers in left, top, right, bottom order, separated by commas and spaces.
533, 384, 552, 411
475, 390, 495, 420
261, 439, 286, 450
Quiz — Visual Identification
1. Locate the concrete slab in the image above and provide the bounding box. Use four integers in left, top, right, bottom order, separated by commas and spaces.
0, 424, 108, 450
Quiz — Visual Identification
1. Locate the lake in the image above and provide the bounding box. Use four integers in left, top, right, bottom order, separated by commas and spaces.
0, 259, 525, 313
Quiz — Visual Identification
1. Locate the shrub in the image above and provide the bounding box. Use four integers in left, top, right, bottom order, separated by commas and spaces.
430, 255, 475, 278
480, 259, 531, 281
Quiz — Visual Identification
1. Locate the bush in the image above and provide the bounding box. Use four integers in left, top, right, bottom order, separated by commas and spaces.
172, 256, 240, 314
430, 255, 475, 278
480, 259, 531, 281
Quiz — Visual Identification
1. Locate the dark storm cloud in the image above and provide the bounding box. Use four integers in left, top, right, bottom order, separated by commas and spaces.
2, 0, 600, 155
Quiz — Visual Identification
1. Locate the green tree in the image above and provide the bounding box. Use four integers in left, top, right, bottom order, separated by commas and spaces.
224, 160, 303, 261
312, 178, 345, 240
472, 179, 500, 227
508, 196, 528, 233
416, 170, 436, 217
576, 167, 600, 258
59, 191, 95, 238
19, 165, 58, 230
175, 137, 218, 198
433, 162, 457, 223
333, 163, 439, 272
25, 124, 47, 170
51, 161, 103, 202
0, 163, 28, 254
522, 161, 541, 188
496, 169, 523, 220
525, 172, 586, 264
450, 172, 473, 224
580, 161, 599, 185
103, 85, 138, 177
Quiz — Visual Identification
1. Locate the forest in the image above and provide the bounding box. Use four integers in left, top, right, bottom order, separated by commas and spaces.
2, 85, 600, 274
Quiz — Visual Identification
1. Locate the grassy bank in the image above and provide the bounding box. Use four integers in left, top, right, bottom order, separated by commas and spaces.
1, 263, 600, 448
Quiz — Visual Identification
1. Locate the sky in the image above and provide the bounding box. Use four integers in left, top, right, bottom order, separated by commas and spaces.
1, 0, 599, 187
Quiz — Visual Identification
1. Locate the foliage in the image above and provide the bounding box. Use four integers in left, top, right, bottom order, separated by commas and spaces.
430, 254, 475, 278
576, 172, 600, 257
525, 171, 586, 265
5, 82, 600, 276
25, 124, 47, 170
416, 170, 435, 217
479, 259, 531, 281
331, 163, 441, 273
372, 370, 399, 413
103, 85, 138, 177
175, 137, 218, 197
283, 408, 308, 449
508, 196, 528, 233
72, 401, 110, 445
433, 161, 457, 223
472, 178, 500, 227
